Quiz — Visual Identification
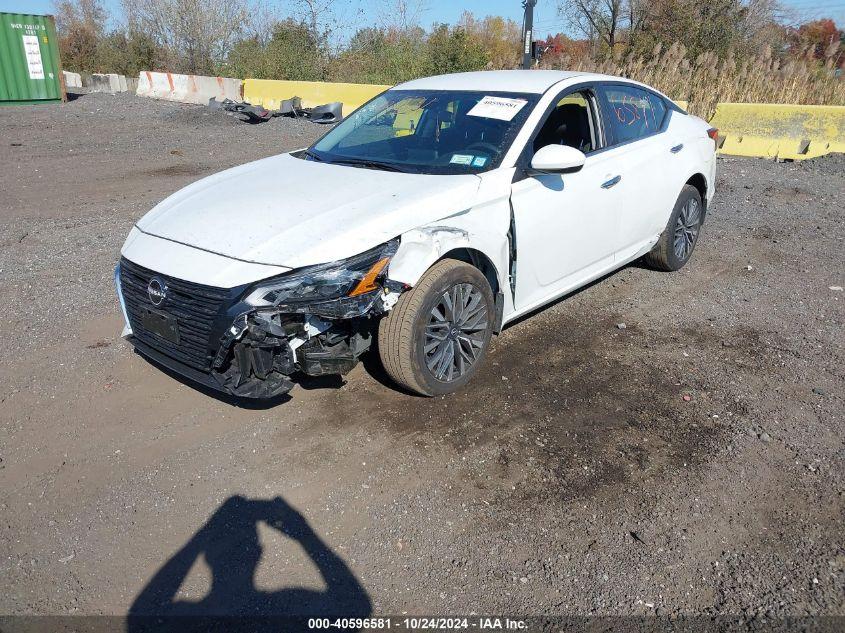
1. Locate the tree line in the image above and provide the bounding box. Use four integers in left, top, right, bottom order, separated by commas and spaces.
54, 0, 843, 111
546, 0, 843, 68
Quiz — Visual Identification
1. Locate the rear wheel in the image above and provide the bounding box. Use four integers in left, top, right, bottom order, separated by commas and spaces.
644, 184, 703, 271
378, 258, 494, 396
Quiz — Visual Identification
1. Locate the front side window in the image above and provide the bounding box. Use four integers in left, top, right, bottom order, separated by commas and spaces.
532, 90, 598, 154
600, 85, 668, 145
308, 90, 540, 175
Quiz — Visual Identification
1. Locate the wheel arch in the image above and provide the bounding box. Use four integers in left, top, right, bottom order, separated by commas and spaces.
388, 227, 507, 294
437, 247, 500, 295
387, 227, 507, 333
685, 172, 708, 220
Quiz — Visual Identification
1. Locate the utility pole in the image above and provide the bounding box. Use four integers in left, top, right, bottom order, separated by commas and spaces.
521, 0, 537, 69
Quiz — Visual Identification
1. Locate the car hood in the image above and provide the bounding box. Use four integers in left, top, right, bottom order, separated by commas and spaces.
135, 153, 482, 269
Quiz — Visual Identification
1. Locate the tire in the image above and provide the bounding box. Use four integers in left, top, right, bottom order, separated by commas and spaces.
644, 184, 703, 271
378, 258, 495, 396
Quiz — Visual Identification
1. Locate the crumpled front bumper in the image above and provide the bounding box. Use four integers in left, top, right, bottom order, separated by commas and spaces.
122, 291, 400, 401
128, 336, 258, 399
116, 255, 403, 401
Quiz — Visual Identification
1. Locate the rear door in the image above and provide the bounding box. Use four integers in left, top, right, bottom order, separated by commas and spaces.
596, 84, 679, 260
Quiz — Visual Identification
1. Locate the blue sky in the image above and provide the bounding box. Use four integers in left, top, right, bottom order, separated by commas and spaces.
1, 0, 843, 36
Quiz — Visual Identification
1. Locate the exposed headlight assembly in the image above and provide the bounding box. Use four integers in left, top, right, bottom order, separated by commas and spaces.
243, 239, 400, 318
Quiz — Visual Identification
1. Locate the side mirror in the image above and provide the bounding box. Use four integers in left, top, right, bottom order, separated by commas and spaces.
530, 144, 586, 174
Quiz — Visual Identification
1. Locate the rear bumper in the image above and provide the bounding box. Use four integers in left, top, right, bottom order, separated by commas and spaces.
128, 336, 292, 400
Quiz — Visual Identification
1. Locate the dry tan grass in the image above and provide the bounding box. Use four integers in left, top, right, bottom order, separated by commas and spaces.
542, 42, 845, 119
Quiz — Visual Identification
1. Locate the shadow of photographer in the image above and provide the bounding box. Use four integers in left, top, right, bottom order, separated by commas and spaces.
128, 495, 371, 632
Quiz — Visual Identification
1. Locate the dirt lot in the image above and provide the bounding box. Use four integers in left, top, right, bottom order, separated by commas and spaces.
0, 92, 843, 624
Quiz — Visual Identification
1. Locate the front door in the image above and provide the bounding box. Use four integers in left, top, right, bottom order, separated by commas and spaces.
510, 89, 627, 314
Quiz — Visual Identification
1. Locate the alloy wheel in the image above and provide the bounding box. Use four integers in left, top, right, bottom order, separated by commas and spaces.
673, 197, 701, 261
423, 283, 489, 382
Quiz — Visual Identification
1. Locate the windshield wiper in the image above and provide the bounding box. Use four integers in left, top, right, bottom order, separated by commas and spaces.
302, 149, 323, 161
329, 158, 408, 173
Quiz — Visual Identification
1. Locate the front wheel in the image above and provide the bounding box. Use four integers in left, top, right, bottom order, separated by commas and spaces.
378, 258, 495, 396
644, 184, 703, 271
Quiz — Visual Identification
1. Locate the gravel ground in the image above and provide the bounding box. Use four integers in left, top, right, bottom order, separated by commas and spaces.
0, 93, 843, 625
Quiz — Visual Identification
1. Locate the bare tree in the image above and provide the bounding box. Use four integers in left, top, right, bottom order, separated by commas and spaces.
122, 0, 250, 74
558, 0, 629, 51
631, 0, 784, 59
741, 0, 785, 47
560, 0, 784, 58
244, 0, 283, 46
293, 0, 353, 48
625, 0, 648, 50
53, 0, 107, 36
378, 0, 428, 32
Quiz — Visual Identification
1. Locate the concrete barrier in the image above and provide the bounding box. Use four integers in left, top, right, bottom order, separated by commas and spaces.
136, 71, 242, 105
84, 73, 130, 93
138, 71, 845, 160
710, 103, 845, 160
63, 71, 82, 90
243, 79, 390, 117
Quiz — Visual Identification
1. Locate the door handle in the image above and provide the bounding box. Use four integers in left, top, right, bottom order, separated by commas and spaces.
601, 175, 621, 189
670, 143, 684, 153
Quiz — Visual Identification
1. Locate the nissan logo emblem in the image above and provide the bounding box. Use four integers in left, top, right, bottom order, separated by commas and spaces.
147, 277, 167, 306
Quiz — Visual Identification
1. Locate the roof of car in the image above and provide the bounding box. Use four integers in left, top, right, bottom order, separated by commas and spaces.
393, 70, 611, 94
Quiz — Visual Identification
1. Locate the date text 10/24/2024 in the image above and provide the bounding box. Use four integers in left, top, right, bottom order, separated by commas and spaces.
308, 617, 528, 630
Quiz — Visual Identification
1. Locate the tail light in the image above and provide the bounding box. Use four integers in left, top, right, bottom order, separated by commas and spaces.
707, 127, 719, 149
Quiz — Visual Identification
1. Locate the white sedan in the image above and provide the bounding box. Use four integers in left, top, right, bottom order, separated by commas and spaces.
116, 70, 717, 399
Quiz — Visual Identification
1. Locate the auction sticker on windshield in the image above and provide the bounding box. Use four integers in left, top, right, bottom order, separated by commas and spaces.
466, 96, 528, 121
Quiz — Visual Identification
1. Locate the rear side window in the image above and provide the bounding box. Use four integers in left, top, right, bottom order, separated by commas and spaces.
599, 85, 667, 145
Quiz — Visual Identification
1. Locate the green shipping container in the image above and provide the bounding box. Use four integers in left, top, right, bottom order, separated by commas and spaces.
0, 12, 65, 104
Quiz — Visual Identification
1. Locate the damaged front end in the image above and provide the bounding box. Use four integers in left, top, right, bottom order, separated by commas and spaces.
209, 239, 403, 399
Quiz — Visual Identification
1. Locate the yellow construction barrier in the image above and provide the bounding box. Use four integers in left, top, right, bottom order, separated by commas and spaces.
243, 79, 390, 117
711, 103, 845, 160
243, 78, 845, 160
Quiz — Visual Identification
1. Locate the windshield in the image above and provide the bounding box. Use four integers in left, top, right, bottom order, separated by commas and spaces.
305, 90, 540, 175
